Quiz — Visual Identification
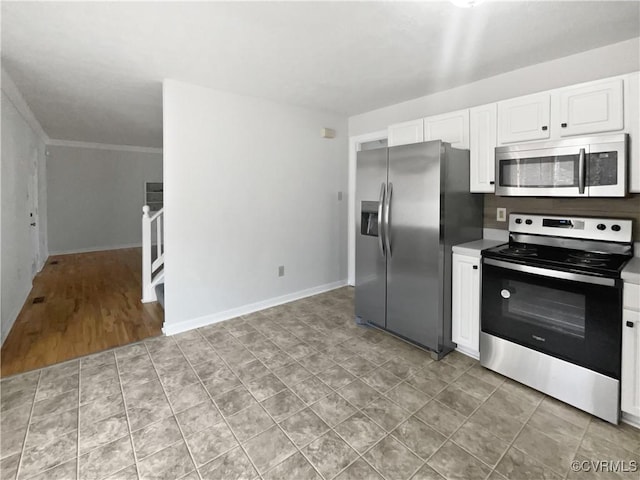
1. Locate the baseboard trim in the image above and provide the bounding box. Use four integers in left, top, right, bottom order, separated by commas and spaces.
163, 279, 348, 336
49, 243, 142, 256
621, 412, 640, 429
455, 345, 479, 360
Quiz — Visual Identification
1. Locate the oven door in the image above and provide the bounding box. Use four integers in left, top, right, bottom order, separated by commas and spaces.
481, 259, 622, 379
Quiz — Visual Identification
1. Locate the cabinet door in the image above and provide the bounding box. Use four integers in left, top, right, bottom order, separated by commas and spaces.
424, 109, 470, 149
559, 79, 623, 137
498, 93, 551, 144
451, 254, 481, 358
388, 119, 424, 147
622, 309, 640, 417
628, 72, 640, 193
470, 104, 497, 193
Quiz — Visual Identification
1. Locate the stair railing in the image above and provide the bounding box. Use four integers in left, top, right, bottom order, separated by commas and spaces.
142, 205, 164, 303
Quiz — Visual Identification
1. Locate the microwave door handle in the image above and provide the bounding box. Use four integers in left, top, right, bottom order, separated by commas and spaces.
378, 183, 386, 257
578, 148, 586, 194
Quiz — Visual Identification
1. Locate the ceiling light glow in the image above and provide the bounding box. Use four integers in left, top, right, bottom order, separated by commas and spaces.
450, 0, 486, 7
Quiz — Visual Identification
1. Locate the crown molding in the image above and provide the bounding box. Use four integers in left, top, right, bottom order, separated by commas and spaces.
46, 139, 163, 154
1, 67, 50, 144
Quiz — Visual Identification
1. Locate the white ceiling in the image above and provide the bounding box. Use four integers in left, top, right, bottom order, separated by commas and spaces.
2, 1, 639, 148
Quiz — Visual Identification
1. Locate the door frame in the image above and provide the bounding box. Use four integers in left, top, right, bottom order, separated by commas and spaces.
347, 130, 387, 286
27, 144, 40, 277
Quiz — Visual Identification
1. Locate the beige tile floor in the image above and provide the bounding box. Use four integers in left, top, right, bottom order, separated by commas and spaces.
1, 287, 639, 480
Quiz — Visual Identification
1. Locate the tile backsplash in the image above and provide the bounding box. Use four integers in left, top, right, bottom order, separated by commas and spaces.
484, 194, 640, 240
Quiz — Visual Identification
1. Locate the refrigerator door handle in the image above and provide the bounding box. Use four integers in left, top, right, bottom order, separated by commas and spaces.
384, 182, 393, 256
378, 182, 386, 257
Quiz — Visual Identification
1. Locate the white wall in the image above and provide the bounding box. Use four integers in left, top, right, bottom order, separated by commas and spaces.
349, 38, 640, 136
47, 145, 163, 254
163, 79, 348, 333
1, 90, 46, 343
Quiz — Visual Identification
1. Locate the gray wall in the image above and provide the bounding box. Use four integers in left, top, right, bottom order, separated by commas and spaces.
1, 91, 46, 343
47, 145, 163, 254
163, 79, 348, 332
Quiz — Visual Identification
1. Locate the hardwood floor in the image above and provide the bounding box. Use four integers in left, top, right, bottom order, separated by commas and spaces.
1, 248, 163, 377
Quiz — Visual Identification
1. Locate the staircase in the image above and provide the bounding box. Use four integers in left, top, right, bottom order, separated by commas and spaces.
141, 205, 165, 307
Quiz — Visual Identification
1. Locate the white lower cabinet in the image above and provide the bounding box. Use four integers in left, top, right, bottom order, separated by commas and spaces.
451, 253, 481, 358
621, 283, 640, 418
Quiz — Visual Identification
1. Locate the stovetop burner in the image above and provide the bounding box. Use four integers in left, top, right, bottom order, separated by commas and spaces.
566, 257, 609, 267
482, 242, 631, 278
501, 246, 538, 257
568, 251, 612, 260
481, 214, 633, 279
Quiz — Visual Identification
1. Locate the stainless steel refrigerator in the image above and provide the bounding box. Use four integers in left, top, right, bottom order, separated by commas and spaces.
355, 140, 483, 359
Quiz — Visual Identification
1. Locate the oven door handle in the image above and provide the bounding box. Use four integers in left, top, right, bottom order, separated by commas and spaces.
483, 258, 616, 287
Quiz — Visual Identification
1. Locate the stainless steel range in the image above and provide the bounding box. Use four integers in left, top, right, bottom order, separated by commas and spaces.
480, 214, 633, 424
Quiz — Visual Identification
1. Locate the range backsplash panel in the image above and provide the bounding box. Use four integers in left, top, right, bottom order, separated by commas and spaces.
483, 194, 640, 240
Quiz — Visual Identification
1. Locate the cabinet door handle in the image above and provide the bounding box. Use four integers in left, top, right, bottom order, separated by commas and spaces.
489, 181, 495, 185
472, 265, 478, 270
627, 321, 635, 328
541, 126, 548, 131
561, 123, 568, 128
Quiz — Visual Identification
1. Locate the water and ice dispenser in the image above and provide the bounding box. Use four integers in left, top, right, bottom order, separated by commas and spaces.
360, 201, 380, 237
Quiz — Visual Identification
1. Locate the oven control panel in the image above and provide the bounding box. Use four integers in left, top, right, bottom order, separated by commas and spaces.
509, 214, 632, 242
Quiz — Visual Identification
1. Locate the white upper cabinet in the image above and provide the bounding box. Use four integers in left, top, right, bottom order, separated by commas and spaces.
558, 79, 624, 137
383, 72, 638, 192
626, 72, 639, 193
498, 93, 551, 144
424, 109, 470, 149
388, 119, 424, 147
469, 104, 497, 193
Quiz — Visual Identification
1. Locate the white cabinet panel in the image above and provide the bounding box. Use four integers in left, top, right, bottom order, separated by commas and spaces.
622, 308, 640, 418
470, 104, 497, 193
498, 93, 551, 144
388, 119, 424, 147
559, 79, 624, 137
451, 253, 480, 358
424, 109, 470, 149
628, 72, 640, 193
624, 283, 640, 310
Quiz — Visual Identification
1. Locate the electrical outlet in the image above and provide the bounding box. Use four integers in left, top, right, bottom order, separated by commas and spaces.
278, 265, 285, 277
496, 208, 507, 222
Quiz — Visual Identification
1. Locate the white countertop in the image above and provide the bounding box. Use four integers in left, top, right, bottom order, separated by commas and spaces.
452, 239, 505, 258
622, 257, 640, 285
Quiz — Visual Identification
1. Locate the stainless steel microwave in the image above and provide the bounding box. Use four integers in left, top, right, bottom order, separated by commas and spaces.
495, 134, 628, 197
